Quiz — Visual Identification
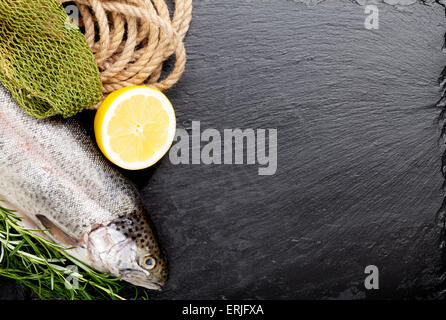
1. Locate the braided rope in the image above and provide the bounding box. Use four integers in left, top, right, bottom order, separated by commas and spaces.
61, 0, 192, 109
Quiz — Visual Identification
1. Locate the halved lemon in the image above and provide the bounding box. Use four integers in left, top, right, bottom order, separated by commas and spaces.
94, 86, 176, 170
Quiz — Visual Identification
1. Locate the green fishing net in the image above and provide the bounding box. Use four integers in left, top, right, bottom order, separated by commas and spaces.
0, 0, 102, 119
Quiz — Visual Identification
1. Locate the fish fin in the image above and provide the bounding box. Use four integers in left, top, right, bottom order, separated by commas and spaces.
36, 214, 79, 247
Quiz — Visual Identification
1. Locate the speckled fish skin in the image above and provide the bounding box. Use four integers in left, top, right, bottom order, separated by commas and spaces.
0, 85, 168, 290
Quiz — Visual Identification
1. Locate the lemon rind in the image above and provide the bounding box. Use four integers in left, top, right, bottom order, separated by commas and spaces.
100, 87, 176, 170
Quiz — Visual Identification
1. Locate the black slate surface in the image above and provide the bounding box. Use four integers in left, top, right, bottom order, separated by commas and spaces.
147, 0, 446, 299
2, 0, 446, 299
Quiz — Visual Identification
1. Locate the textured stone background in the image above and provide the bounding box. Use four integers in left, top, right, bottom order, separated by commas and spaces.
2, 0, 446, 299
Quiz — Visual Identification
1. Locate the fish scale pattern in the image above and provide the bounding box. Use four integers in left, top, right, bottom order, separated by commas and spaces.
0, 0, 102, 119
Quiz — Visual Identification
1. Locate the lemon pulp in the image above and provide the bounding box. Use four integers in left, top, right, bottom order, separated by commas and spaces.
94, 86, 176, 170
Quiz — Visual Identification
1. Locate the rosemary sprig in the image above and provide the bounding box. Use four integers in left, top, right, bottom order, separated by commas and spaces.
0, 202, 148, 300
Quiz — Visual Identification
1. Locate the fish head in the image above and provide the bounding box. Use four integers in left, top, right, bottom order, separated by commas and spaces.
86, 215, 168, 291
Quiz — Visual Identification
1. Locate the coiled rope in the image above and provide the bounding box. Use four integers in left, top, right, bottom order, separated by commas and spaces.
61, 0, 192, 108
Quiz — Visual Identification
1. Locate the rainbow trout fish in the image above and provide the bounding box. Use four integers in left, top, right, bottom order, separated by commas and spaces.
0, 85, 167, 290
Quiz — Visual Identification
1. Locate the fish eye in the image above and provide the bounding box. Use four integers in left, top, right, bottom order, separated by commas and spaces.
141, 255, 157, 270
